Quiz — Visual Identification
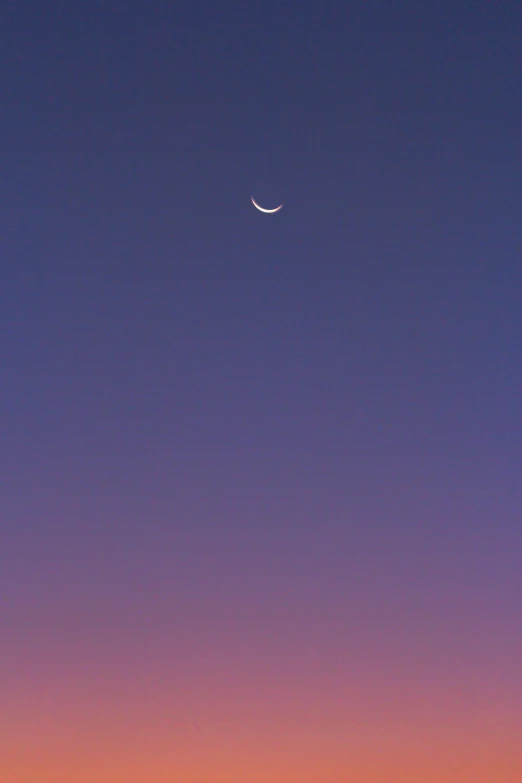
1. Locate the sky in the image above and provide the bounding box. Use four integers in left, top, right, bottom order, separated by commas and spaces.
0, 2, 521, 782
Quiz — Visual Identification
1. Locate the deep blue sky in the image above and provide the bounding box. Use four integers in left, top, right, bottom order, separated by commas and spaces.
1, 2, 521, 526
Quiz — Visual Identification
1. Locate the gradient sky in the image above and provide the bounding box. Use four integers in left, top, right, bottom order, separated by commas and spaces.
1, 2, 521, 782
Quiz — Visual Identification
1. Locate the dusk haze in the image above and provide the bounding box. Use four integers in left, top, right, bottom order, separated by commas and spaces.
1, 2, 521, 782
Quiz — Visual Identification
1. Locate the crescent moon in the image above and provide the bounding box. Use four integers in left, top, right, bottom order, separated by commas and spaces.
251, 196, 283, 214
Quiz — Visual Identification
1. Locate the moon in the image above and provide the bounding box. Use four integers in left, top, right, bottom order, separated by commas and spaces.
251, 196, 283, 214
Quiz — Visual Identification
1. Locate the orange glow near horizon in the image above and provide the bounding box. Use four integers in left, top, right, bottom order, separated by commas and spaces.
2, 636, 520, 783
